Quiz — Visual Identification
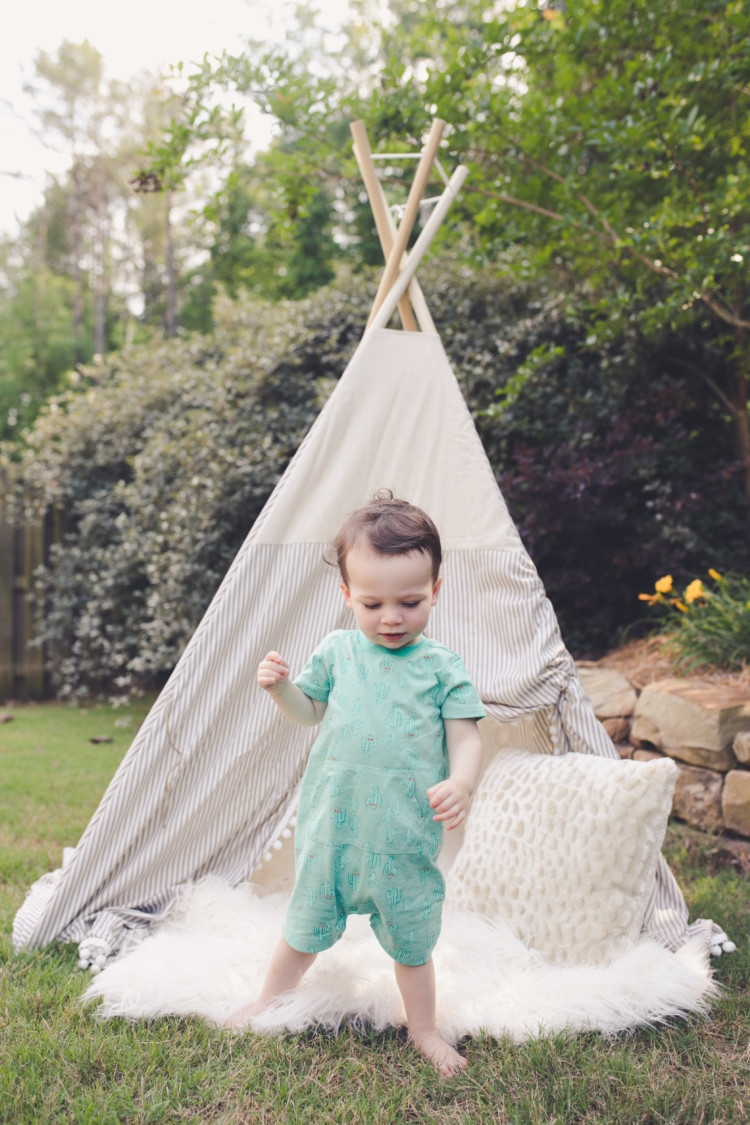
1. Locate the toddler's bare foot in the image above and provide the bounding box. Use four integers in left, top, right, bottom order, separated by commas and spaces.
409, 1029, 467, 1077
223, 998, 264, 1031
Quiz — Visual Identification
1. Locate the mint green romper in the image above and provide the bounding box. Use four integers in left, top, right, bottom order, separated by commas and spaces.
283, 630, 485, 966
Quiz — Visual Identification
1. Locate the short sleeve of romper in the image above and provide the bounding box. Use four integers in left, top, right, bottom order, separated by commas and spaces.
284, 630, 485, 965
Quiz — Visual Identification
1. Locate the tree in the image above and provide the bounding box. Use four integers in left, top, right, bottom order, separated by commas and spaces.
0, 56, 204, 441
364, 0, 750, 498
0, 234, 82, 439
133, 7, 386, 307
27, 40, 107, 358
139, 1, 750, 500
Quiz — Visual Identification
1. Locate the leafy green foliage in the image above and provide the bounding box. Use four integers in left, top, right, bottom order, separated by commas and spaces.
19, 277, 373, 695
152, 0, 750, 353
183, 160, 340, 328
133, 27, 428, 316
16, 258, 747, 692
137, 0, 750, 501
367, 0, 750, 487
375, 0, 749, 314
468, 276, 748, 652
0, 47, 194, 443
0, 257, 84, 440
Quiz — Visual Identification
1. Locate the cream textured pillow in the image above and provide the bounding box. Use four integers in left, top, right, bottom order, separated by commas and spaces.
446, 748, 677, 966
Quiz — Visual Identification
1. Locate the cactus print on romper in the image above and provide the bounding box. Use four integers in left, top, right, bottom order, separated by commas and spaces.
283, 631, 485, 966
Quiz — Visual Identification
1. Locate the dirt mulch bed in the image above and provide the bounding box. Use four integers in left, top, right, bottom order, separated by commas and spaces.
586, 634, 750, 694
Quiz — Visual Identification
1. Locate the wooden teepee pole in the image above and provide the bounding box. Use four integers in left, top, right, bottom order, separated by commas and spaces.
350, 121, 418, 332
366, 118, 445, 327
350, 121, 436, 334
369, 163, 469, 331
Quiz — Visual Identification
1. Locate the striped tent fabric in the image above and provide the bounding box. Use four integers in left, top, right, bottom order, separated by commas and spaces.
12, 327, 710, 961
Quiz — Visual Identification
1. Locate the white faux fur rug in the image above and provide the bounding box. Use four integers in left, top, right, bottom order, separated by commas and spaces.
83, 878, 717, 1042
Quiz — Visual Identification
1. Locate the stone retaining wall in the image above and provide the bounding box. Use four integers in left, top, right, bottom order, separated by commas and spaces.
577, 666, 750, 837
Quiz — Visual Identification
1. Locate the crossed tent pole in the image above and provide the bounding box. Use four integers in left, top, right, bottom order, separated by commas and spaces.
350, 119, 469, 334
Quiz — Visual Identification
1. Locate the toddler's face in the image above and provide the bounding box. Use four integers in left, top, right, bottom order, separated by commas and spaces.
340, 546, 441, 650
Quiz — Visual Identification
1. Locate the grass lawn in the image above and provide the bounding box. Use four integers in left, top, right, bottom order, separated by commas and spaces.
1, 700, 749, 1124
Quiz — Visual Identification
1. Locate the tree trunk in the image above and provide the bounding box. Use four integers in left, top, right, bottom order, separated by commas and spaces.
34, 211, 47, 373
71, 163, 84, 364
735, 326, 750, 506
165, 191, 176, 339
94, 159, 107, 356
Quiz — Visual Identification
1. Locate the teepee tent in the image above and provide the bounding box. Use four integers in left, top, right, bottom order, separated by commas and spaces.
13, 120, 711, 972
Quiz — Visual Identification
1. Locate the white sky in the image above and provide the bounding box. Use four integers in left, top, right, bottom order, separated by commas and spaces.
0, 0, 354, 238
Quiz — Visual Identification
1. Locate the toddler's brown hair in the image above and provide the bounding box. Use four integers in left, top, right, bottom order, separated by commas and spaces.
332, 490, 442, 584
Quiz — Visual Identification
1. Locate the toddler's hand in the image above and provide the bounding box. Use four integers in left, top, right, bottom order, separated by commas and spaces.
426, 777, 471, 830
257, 651, 290, 695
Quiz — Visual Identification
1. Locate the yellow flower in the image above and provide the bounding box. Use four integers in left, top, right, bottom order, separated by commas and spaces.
708, 568, 723, 581
685, 579, 704, 603
674, 600, 689, 613
638, 593, 659, 604
654, 575, 673, 594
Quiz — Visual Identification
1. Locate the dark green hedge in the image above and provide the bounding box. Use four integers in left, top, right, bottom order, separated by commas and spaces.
17, 262, 747, 694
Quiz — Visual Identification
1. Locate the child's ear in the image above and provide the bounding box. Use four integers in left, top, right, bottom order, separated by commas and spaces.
431, 576, 443, 606
340, 582, 352, 608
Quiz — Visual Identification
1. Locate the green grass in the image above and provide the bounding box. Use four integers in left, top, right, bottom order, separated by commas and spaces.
1, 702, 749, 1124
0, 697, 154, 930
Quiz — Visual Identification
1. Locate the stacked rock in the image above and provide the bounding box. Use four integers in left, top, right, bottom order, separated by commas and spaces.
578, 668, 750, 838
576, 665, 637, 748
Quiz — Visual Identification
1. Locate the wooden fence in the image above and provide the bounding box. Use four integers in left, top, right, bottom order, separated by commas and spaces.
0, 466, 62, 701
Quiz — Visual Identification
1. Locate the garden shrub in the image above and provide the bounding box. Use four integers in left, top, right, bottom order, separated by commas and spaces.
20, 282, 372, 695
17, 260, 749, 693
465, 296, 749, 654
